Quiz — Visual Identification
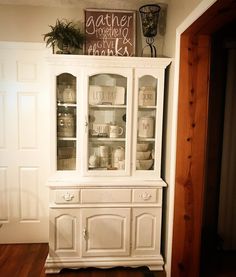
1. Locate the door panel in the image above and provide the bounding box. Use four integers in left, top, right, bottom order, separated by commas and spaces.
82, 208, 130, 257
49, 209, 80, 257
132, 208, 161, 256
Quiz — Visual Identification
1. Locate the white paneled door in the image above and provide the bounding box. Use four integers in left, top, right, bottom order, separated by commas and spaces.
0, 42, 50, 242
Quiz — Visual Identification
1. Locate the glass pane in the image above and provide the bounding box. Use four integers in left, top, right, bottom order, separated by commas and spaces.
56, 73, 77, 170
57, 140, 76, 170
136, 75, 157, 171
88, 74, 127, 171
57, 73, 76, 104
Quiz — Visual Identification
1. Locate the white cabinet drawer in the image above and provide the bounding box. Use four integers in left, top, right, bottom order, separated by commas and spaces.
81, 189, 132, 203
133, 189, 161, 204
54, 190, 80, 204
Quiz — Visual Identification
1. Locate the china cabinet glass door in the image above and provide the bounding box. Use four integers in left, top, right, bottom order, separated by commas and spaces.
84, 69, 132, 176
56, 73, 77, 171
133, 69, 164, 178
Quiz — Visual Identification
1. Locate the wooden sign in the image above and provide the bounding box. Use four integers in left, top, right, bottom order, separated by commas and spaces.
85, 9, 136, 56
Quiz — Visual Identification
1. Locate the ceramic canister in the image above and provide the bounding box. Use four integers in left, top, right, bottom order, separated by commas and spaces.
62, 85, 76, 103
138, 86, 156, 106
113, 147, 125, 168
138, 116, 154, 138
57, 110, 75, 137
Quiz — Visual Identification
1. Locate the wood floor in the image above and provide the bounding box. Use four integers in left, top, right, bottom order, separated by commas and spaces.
0, 243, 166, 277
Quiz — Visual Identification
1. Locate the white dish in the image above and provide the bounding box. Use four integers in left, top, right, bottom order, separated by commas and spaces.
137, 143, 149, 152
136, 151, 151, 160
136, 159, 153, 170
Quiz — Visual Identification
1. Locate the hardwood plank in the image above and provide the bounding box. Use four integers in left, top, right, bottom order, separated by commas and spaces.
0, 244, 166, 277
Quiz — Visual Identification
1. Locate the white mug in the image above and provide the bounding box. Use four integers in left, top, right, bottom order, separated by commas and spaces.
109, 125, 124, 138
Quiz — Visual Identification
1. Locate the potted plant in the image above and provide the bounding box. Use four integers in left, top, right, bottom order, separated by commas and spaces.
43, 19, 85, 54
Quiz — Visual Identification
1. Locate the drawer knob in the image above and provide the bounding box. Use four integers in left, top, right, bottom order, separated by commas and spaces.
63, 192, 74, 202
140, 192, 152, 201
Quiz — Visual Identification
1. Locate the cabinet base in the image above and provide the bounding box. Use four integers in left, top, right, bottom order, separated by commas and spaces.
44, 255, 164, 274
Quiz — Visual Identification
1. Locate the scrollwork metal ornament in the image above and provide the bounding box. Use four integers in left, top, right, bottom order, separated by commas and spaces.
139, 4, 161, 57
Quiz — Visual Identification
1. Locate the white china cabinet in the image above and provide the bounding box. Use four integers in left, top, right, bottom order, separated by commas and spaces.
45, 55, 171, 274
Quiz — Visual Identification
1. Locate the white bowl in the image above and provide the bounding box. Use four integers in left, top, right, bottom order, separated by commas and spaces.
137, 143, 149, 151
136, 151, 151, 160
136, 159, 153, 170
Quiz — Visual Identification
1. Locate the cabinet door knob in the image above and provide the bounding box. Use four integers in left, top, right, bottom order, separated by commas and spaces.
85, 116, 89, 131
140, 192, 152, 201
83, 228, 88, 239
63, 192, 74, 201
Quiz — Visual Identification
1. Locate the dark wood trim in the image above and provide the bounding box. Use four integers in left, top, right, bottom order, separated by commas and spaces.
172, 34, 211, 277
172, 0, 236, 276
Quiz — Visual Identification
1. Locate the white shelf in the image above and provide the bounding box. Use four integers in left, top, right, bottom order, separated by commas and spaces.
89, 104, 126, 109
138, 105, 157, 109
137, 138, 155, 142
89, 137, 126, 142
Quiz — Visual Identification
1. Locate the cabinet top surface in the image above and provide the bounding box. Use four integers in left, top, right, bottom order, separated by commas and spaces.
46, 54, 171, 68
47, 177, 167, 188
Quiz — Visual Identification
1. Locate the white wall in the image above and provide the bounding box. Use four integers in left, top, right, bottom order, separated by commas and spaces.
0, 1, 169, 57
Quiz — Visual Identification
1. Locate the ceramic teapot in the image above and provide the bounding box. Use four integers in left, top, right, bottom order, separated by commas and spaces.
113, 146, 125, 168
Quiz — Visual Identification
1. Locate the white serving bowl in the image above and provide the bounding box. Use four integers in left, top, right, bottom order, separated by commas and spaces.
136, 159, 153, 170
137, 143, 149, 151
136, 151, 151, 160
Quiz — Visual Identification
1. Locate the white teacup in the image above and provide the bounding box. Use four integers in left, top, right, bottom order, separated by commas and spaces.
109, 125, 123, 138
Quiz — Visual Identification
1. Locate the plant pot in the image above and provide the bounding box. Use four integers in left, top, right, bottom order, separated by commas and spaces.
53, 43, 75, 54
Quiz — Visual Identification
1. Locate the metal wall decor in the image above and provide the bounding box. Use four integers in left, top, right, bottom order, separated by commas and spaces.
139, 4, 161, 57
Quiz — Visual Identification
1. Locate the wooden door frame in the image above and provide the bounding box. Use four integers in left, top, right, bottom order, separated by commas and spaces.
171, 1, 236, 276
